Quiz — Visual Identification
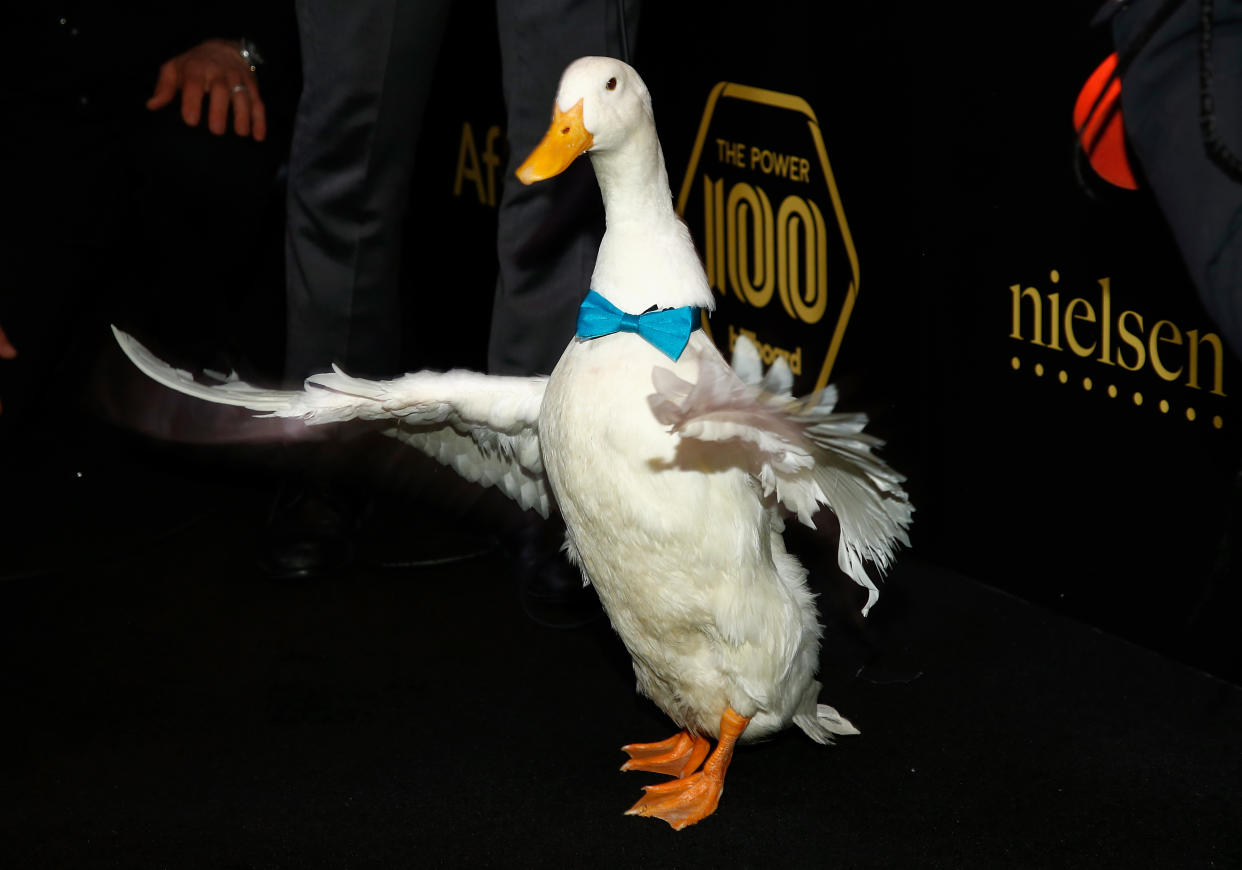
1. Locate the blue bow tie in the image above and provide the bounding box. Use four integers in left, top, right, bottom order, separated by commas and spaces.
576, 290, 699, 361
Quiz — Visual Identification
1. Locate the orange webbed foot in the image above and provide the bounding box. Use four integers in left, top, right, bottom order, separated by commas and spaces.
620, 731, 710, 778
622, 708, 751, 831
625, 768, 725, 830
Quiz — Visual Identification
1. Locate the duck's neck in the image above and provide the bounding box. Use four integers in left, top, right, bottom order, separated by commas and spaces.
590, 124, 676, 226
587, 123, 714, 314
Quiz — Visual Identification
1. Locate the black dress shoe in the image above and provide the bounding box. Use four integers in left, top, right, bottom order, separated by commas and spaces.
355, 490, 498, 570
506, 512, 604, 629
259, 476, 499, 579
258, 477, 359, 580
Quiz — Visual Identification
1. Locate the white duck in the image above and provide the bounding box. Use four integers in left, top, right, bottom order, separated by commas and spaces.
113, 56, 912, 830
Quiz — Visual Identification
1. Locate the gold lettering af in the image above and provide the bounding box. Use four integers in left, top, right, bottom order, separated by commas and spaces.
453, 122, 502, 207
1008, 273, 1226, 396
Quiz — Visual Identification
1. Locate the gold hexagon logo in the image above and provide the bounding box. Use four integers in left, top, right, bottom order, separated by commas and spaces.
676, 83, 860, 393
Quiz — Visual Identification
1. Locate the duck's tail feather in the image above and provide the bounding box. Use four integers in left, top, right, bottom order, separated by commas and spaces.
792, 681, 860, 744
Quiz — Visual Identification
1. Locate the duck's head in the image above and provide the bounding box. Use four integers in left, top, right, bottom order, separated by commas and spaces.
516, 56, 653, 185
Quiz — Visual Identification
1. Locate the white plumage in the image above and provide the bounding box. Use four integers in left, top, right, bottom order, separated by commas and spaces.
113, 56, 911, 829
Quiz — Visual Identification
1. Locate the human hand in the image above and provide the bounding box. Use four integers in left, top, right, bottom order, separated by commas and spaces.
0, 322, 17, 415
147, 39, 267, 141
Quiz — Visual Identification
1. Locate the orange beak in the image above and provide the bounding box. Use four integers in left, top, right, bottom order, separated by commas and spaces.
515, 99, 594, 185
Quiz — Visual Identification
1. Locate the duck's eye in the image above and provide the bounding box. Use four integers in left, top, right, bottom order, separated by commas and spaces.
605, 77, 617, 91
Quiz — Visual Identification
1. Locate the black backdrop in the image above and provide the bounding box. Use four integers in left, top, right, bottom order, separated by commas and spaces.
406, 0, 1242, 682
5, 5, 1240, 863
13, 1, 1233, 682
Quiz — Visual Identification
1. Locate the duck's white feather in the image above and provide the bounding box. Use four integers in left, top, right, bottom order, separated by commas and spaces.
111, 325, 551, 516
647, 335, 911, 615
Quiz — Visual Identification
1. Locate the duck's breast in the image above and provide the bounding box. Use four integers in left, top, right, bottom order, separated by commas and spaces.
540, 332, 761, 592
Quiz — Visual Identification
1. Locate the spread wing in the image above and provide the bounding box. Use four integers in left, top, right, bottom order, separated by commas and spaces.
648, 335, 912, 614
112, 327, 552, 516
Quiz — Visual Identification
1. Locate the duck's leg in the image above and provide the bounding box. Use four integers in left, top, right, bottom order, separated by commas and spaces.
620, 731, 710, 778
624, 708, 750, 830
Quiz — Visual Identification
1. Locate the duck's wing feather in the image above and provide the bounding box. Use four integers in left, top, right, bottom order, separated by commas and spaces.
112, 327, 552, 516
648, 337, 912, 614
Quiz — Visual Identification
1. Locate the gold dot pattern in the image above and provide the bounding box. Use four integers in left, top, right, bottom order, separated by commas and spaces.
1007, 355, 1224, 429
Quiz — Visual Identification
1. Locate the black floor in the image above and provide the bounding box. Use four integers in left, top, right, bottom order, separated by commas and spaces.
3, 384, 1241, 869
